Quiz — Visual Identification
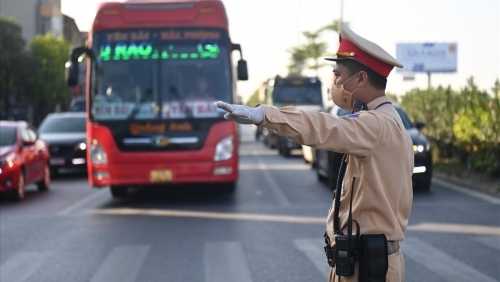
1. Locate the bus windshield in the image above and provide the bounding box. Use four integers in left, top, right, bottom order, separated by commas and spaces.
90, 28, 231, 121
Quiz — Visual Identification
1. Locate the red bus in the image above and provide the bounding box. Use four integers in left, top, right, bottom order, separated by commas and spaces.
65, 0, 248, 197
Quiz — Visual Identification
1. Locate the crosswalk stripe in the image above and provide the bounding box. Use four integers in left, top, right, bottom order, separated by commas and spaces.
0, 252, 48, 282
204, 242, 253, 282
293, 238, 331, 279
402, 238, 498, 282
471, 235, 500, 251
90, 245, 150, 282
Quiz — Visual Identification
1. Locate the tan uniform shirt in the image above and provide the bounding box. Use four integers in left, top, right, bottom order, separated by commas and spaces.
259, 96, 414, 245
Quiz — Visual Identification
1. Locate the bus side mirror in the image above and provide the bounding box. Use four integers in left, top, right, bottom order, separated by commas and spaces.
237, 59, 248, 81
232, 43, 248, 81
65, 60, 79, 87
65, 46, 91, 87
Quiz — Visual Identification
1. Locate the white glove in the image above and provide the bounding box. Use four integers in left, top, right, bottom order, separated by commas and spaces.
213, 101, 265, 125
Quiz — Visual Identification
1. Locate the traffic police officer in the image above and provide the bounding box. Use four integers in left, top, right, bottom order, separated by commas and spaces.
214, 22, 413, 282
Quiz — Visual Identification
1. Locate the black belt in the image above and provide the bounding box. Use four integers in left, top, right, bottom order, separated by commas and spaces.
325, 241, 400, 267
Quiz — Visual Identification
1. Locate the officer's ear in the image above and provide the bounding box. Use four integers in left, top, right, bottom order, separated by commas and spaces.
357, 71, 369, 87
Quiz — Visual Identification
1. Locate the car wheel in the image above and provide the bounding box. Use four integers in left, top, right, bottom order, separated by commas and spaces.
110, 186, 128, 198
37, 163, 51, 191
14, 171, 26, 201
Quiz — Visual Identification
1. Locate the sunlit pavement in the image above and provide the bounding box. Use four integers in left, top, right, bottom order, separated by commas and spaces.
1, 125, 499, 282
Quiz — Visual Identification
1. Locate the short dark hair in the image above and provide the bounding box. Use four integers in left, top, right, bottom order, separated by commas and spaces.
338, 59, 387, 90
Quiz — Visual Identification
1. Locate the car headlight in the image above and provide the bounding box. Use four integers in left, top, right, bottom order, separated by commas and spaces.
413, 144, 430, 153
90, 139, 108, 164
214, 135, 234, 161
0, 152, 17, 167
74, 142, 87, 151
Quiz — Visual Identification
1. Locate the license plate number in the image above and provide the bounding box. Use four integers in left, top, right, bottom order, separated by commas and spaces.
50, 158, 65, 165
150, 170, 173, 182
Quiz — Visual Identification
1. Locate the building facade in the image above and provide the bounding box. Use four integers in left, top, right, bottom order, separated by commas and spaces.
0, 0, 63, 44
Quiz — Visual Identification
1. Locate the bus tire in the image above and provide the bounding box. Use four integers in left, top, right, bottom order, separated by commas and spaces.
110, 186, 128, 198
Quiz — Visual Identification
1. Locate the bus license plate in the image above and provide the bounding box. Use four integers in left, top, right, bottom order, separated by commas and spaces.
150, 170, 173, 182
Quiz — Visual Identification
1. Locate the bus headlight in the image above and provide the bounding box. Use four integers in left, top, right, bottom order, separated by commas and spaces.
214, 135, 234, 161
90, 139, 108, 164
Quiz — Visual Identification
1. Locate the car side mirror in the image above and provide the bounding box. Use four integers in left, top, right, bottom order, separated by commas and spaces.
415, 121, 425, 130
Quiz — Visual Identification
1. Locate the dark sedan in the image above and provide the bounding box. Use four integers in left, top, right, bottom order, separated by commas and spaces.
38, 112, 87, 175
316, 104, 433, 191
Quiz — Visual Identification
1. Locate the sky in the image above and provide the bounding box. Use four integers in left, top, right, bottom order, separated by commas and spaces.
61, 0, 500, 103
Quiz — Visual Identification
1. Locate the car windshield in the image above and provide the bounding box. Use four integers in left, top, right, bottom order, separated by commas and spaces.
38, 116, 86, 133
0, 126, 16, 146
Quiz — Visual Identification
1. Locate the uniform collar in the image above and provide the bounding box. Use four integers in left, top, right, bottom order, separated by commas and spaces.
367, 96, 391, 111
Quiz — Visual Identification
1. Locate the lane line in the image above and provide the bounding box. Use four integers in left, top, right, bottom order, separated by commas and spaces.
87, 208, 324, 224
90, 245, 150, 282
402, 237, 498, 282
204, 242, 253, 282
0, 252, 48, 282
87, 208, 500, 237
293, 238, 330, 279
240, 163, 310, 170
57, 189, 108, 216
432, 177, 500, 205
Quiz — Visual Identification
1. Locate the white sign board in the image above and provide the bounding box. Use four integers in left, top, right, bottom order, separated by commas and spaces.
396, 43, 457, 73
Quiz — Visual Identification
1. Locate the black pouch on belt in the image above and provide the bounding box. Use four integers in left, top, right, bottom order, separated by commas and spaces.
358, 234, 388, 282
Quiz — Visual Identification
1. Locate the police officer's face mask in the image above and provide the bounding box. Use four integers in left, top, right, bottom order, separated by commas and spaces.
331, 73, 360, 110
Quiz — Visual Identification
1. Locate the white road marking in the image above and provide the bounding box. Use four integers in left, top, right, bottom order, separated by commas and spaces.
204, 242, 253, 282
90, 245, 150, 282
294, 238, 330, 279
239, 163, 310, 170
87, 208, 324, 224
0, 252, 48, 282
432, 177, 500, 205
57, 189, 108, 216
402, 238, 498, 282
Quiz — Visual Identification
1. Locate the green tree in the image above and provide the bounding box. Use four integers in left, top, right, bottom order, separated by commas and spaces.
287, 46, 308, 76
29, 33, 71, 123
0, 16, 27, 119
302, 30, 328, 76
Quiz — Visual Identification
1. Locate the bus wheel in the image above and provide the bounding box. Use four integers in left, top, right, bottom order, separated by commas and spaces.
110, 186, 128, 198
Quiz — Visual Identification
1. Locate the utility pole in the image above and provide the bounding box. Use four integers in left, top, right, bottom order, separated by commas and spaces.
340, 0, 344, 22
